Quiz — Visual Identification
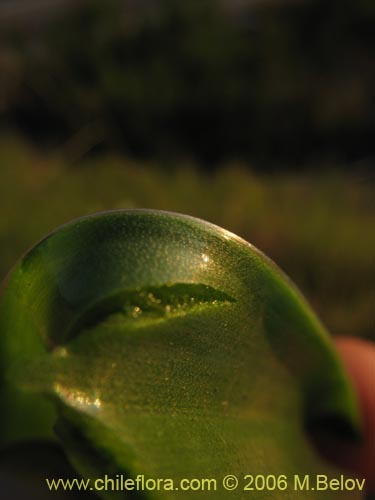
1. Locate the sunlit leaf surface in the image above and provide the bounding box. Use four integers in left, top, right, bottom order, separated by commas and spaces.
0, 210, 362, 499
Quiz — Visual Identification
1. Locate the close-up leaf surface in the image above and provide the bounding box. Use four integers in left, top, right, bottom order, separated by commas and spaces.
0, 210, 362, 499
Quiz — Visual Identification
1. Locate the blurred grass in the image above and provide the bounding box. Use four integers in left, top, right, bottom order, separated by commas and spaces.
0, 136, 374, 340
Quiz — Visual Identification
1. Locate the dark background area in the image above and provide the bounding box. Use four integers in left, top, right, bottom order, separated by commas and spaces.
1, 0, 375, 167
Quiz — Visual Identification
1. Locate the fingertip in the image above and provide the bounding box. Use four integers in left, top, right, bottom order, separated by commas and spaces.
334, 336, 375, 489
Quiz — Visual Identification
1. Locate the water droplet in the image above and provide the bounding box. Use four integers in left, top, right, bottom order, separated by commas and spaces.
54, 383, 102, 412
132, 306, 141, 318
202, 253, 209, 263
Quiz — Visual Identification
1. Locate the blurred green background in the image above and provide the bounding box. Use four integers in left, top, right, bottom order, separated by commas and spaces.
0, 0, 374, 345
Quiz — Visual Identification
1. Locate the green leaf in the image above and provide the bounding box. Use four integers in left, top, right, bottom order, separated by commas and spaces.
0, 210, 362, 499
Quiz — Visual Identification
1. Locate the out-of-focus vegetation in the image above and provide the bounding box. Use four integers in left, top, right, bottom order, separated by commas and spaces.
0, 137, 374, 340
0, 0, 374, 166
